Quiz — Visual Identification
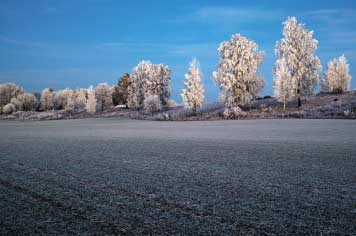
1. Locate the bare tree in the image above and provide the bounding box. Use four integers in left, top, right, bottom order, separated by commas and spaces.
95, 83, 113, 112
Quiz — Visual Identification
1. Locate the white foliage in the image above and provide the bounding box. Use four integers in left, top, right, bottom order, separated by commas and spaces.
10, 93, 36, 111
95, 83, 113, 112
321, 55, 352, 93
40, 88, 55, 111
223, 106, 246, 119
2, 103, 16, 114
0, 83, 24, 106
128, 61, 171, 109
54, 88, 74, 110
86, 86, 97, 114
144, 95, 162, 114
273, 58, 296, 109
213, 34, 264, 107
73, 89, 87, 109
181, 58, 205, 112
275, 17, 322, 98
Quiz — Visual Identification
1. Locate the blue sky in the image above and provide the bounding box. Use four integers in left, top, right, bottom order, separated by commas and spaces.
0, 0, 355, 102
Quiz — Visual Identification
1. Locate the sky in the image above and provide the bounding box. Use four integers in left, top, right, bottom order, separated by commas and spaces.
0, 0, 355, 102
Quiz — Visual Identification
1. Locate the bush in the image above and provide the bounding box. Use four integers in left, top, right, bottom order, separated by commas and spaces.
166, 99, 177, 108
10, 93, 36, 111
144, 95, 162, 114
2, 103, 16, 114
223, 106, 247, 119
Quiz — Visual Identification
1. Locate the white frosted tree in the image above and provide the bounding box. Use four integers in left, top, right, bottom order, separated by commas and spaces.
40, 88, 55, 111
213, 34, 264, 107
275, 17, 322, 107
144, 95, 162, 114
10, 93, 36, 111
273, 58, 296, 110
86, 86, 96, 114
95, 83, 113, 112
73, 89, 87, 109
128, 60, 171, 109
54, 88, 74, 110
0, 83, 24, 107
181, 58, 205, 113
321, 55, 352, 94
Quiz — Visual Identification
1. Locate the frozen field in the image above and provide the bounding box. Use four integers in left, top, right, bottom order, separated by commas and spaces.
0, 119, 355, 235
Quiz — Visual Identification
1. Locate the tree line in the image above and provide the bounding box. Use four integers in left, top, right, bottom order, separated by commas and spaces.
0, 17, 353, 116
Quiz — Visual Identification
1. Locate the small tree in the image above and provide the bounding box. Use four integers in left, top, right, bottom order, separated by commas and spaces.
95, 83, 113, 112
40, 88, 55, 111
54, 89, 74, 110
86, 86, 97, 114
0, 83, 24, 106
112, 73, 130, 105
144, 95, 162, 114
10, 93, 36, 111
213, 34, 264, 108
128, 61, 171, 109
276, 17, 322, 107
273, 58, 296, 110
73, 89, 87, 110
181, 58, 205, 113
321, 55, 352, 94
2, 103, 16, 114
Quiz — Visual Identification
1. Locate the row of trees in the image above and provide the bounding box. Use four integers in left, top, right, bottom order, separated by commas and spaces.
0, 17, 353, 115
212, 17, 352, 113
273, 17, 351, 110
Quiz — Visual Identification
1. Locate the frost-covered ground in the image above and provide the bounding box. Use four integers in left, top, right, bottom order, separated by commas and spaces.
0, 119, 355, 235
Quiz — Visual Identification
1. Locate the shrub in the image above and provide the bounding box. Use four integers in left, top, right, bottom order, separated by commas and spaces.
10, 93, 36, 111
144, 95, 162, 114
223, 106, 246, 119
0, 83, 24, 106
2, 103, 16, 114
166, 99, 177, 108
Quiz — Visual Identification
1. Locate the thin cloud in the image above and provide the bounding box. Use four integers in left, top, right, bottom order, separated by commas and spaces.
95, 41, 218, 58
0, 36, 44, 48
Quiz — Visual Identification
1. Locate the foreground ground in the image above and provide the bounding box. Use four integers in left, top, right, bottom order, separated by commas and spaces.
0, 119, 355, 235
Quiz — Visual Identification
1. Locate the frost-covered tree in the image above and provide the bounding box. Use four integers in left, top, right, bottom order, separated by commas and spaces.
95, 83, 113, 112
2, 103, 16, 114
112, 73, 130, 105
40, 88, 55, 111
275, 17, 322, 107
86, 86, 96, 114
321, 55, 352, 94
213, 34, 264, 107
144, 95, 162, 114
73, 89, 87, 109
0, 83, 24, 106
181, 58, 205, 113
128, 61, 171, 109
273, 58, 296, 110
54, 89, 74, 110
10, 93, 36, 111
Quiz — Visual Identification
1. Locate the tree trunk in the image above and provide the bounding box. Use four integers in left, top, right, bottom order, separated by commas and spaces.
297, 96, 302, 108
